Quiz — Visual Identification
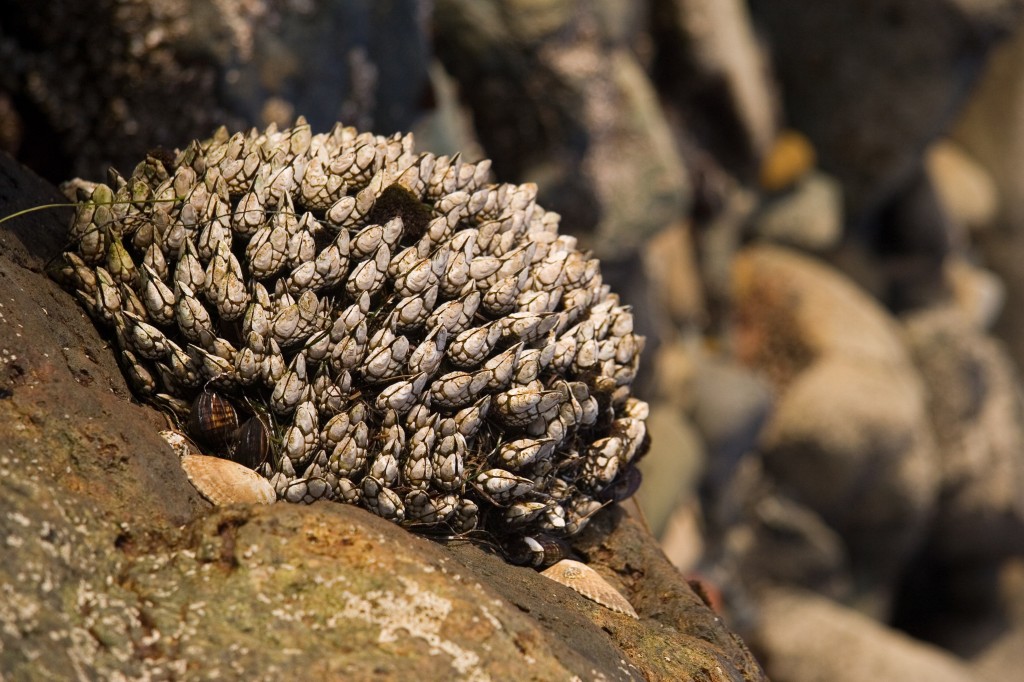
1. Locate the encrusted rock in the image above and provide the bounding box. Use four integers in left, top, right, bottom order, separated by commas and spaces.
54, 119, 649, 557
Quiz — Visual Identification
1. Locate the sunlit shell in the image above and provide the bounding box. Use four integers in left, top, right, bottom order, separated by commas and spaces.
180, 453, 276, 505
159, 429, 193, 458
540, 559, 638, 619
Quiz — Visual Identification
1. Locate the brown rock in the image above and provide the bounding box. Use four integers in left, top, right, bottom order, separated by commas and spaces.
926, 140, 999, 235
733, 246, 941, 609
732, 245, 911, 386
755, 588, 991, 682
904, 308, 1024, 560
643, 221, 707, 331
759, 356, 939, 602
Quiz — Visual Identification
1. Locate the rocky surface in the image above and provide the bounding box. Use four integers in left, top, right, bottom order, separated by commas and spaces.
0, 0, 432, 183
434, 0, 690, 262
6, 1, 1024, 680
754, 588, 992, 682
0, 152, 764, 678
747, 0, 1024, 222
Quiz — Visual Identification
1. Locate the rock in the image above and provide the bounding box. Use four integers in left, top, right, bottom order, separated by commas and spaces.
732, 245, 912, 385
732, 246, 941, 610
954, 18, 1024, 233
701, 186, 759, 329
758, 130, 816, 192
691, 356, 774, 495
874, 168, 956, 312
0, 0, 432, 181
409, 61, 487, 160
952, 20, 1024, 374
643, 221, 707, 331
434, 0, 690, 259
573, 507, 767, 681
759, 356, 939, 605
755, 588, 991, 682
944, 258, 1005, 331
903, 308, 1024, 561
751, 170, 844, 252
0, 153, 766, 679
651, 0, 779, 176
974, 625, 1024, 682
925, 139, 1000, 235
650, 337, 698, 411
636, 405, 705, 539
748, 0, 1024, 222
724, 488, 851, 600
659, 498, 705, 572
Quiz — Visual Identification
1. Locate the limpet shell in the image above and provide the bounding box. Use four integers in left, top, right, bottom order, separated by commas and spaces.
180, 454, 277, 505
540, 559, 638, 619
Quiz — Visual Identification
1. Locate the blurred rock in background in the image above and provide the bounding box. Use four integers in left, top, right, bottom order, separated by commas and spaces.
5, 0, 1024, 680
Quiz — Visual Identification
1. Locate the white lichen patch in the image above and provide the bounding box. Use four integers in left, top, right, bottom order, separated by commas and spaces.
334, 577, 491, 682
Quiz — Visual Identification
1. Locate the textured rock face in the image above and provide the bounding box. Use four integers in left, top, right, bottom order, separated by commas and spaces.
0, 152, 766, 680
434, 0, 690, 259
0, 0, 431, 182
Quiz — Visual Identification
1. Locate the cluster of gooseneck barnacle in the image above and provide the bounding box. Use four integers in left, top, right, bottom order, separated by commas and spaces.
55, 118, 648, 563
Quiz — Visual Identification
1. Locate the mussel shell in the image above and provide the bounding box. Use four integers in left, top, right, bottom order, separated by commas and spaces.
232, 415, 272, 468
188, 391, 239, 447
503, 533, 571, 568
596, 466, 642, 504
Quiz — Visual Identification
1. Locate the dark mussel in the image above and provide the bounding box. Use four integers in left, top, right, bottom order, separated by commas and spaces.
188, 391, 240, 448
596, 465, 642, 504
232, 415, 273, 469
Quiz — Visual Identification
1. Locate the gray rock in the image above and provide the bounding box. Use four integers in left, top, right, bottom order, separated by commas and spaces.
748, 0, 1024, 222
724, 487, 851, 600
636, 405, 705, 539
751, 171, 844, 252
755, 588, 992, 682
434, 0, 690, 258
651, 0, 779, 175
691, 357, 773, 494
